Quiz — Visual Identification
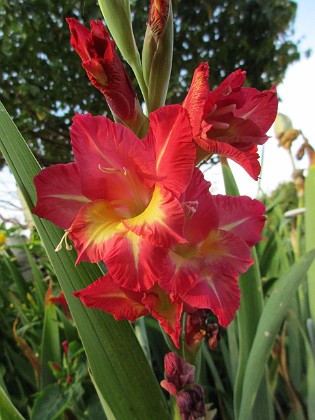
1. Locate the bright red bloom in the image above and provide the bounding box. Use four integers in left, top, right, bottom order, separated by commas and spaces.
67, 18, 146, 134
183, 63, 278, 179
33, 105, 196, 293
73, 275, 183, 347
160, 168, 266, 327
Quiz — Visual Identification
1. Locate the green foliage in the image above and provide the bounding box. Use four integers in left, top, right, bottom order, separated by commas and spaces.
0, 224, 110, 418
0, 0, 300, 167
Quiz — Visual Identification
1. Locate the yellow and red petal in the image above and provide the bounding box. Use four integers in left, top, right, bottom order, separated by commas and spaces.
214, 195, 266, 247
33, 163, 89, 230
142, 285, 183, 348
69, 199, 127, 264
197, 229, 253, 276
70, 114, 155, 210
144, 105, 196, 197
73, 274, 149, 322
123, 183, 186, 248
104, 231, 168, 292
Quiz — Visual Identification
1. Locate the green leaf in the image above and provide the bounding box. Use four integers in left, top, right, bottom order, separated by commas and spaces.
40, 302, 61, 389
0, 102, 170, 419
0, 386, 24, 420
238, 249, 315, 420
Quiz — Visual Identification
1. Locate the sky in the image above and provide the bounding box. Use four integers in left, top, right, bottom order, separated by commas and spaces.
1, 0, 315, 222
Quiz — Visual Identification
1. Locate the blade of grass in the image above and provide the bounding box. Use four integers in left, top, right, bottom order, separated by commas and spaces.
0, 101, 170, 420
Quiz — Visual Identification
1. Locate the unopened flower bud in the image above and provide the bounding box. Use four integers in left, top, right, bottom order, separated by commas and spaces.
142, 0, 173, 111
176, 384, 206, 420
67, 18, 147, 135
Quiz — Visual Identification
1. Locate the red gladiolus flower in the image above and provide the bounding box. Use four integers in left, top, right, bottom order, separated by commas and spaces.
160, 168, 266, 327
33, 105, 196, 293
183, 63, 278, 180
67, 18, 146, 133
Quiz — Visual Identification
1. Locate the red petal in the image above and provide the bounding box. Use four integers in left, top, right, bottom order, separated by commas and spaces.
182, 63, 211, 142
174, 269, 241, 327
196, 138, 261, 180
70, 114, 155, 208
214, 195, 266, 247
234, 86, 278, 133
33, 163, 89, 229
144, 105, 196, 197
180, 168, 218, 243
73, 274, 149, 322
104, 231, 168, 292
123, 183, 186, 248
67, 18, 91, 61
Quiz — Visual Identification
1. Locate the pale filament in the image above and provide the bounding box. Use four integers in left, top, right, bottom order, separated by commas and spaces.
55, 229, 73, 252
183, 200, 199, 220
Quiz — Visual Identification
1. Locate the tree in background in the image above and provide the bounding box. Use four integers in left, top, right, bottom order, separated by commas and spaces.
0, 0, 300, 167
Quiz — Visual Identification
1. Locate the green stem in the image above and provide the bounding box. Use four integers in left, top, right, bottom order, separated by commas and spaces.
171, 396, 181, 420
130, 57, 149, 110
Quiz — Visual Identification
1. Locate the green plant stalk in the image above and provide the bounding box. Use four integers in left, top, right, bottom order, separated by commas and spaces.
221, 160, 274, 419
238, 249, 315, 420
0, 101, 170, 420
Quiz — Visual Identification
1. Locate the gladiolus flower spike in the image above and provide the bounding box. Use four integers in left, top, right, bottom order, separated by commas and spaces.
34, 20, 276, 348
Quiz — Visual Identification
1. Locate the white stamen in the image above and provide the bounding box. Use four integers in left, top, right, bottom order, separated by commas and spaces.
55, 230, 73, 252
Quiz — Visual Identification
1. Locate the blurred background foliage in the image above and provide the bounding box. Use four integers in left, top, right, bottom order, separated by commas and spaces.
0, 0, 301, 167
